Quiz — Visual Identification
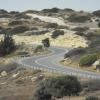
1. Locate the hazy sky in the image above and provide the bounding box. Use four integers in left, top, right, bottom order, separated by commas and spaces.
0, 0, 100, 11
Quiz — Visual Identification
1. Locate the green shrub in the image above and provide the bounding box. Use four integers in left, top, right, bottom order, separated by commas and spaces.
85, 96, 99, 100
42, 38, 50, 48
64, 48, 86, 58
34, 45, 44, 53
10, 25, 29, 34
42, 7, 59, 13
72, 27, 89, 32
0, 34, 16, 56
8, 20, 23, 26
79, 54, 97, 66
33, 75, 82, 100
52, 30, 64, 39
67, 14, 90, 23
93, 10, 100, 17
46, 23, 58, 28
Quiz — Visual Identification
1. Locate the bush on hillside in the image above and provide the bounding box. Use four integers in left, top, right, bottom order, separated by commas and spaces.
93, 10, 100, 17
51, 30, 64, 39
46, 23, 58, 29
64, 48, 86, 58
33, 75, 82, 100
42, 7, 59, 13
9, 11, 19, 15
67, 14, 91, 23
72, 27, 89, 32
0, 34, 16, 56
0, 9, 8, 14
14, 13, 31, 19
79, 54, 97, 66
42, 38, 50, 48
0, 14, 11, 18
34, 45, 44, 53
10, 25, 29, 34
8, 20, 23, 26
75, 32, 84, 36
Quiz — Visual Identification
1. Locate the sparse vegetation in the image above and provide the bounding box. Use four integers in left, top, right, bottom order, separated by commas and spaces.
33, 75, 82, 100
64, 48, 86, 58
10, 25, 29, 34
79, 54, 97, 66
46, 23, 58, 28
42, 7, 59, 13
93, 10, 100, 17
42, 38, 50, 48
72, 27, 89, 32
67, 14, 91, 23
51, 30, 64, 39
0, 33, 16, 56
8, 20, 23, 26
34, 45, 44, 53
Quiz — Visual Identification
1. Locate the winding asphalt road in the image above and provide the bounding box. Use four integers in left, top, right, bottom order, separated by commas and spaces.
17, 46, 100, 79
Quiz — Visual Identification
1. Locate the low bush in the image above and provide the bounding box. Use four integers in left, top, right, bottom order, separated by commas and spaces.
51, 30, 64, 39
10, 25, 29, 34
64, 48, 86, 58
93, 10, 100, 17
85, 96, 99, 100
72, 27, 89, 32
75, 32, 84, 36
14, 13, 31, 19
79, 54, 97, 66
67, 14, 91, 23
8, 20, 23, 26
46, 23, 58, 29
42, 7, 59, 13
42, 38, 50, 48
33, 75, 82, 100
34, 45, 44, 53
0, 34, 16, 56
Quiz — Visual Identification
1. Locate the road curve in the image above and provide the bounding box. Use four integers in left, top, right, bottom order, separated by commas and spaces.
17, 46, 100, 79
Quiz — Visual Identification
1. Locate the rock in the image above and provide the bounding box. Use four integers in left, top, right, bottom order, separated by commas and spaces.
1, 71, 7, 77
92, 60, 100, 68
12, 72, 20, 78
1, 82, 7, 85
31, 77, 37, 82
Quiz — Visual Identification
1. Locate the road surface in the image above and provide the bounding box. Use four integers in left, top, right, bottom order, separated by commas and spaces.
17, 46, 100, 79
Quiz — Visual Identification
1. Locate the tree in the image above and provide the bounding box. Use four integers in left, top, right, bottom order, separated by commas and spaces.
0, 33, 16, 56
42, 38, 50, 48
33, 83, 52, 100
33, 76, 82, 100
45, 76, 82, 100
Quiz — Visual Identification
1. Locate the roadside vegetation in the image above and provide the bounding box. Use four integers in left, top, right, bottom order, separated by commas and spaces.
61, 29, 100, 72
33, 75, 82, 100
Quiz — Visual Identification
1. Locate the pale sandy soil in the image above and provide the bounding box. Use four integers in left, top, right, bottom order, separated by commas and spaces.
0, 30, 88, 48
26, 13, 66, 26
12, 32, 88, 48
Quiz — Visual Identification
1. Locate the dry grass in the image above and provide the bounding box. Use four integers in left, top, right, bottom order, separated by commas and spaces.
0, 30, 87, 48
